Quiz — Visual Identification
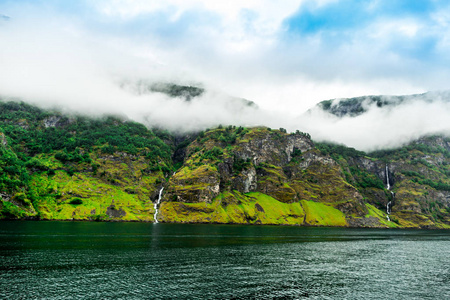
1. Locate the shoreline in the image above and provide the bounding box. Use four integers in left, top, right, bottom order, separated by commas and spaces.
1, 218, 449, 230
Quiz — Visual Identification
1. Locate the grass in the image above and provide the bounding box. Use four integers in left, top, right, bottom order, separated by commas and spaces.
365, 203, 400, 228
160, 192, 305, 225
301, 200, 347, 226
28, 170, 160, 221
160, 191, 355, 227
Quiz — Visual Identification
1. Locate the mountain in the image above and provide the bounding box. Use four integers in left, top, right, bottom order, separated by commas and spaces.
314, 91, 450, 117
120, 81, 258, 107
0, 98, 449, 228
0, 100, 173, 221
158, 128, 450, 228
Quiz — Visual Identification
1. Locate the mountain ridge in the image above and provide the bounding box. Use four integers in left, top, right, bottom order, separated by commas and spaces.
0, 97, 449, 228
314, 91, 450, 117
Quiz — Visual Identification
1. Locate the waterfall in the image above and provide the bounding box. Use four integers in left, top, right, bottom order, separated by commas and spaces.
385, 165, 393, 221
153, 187, 164, 224
386, 165, 390, 190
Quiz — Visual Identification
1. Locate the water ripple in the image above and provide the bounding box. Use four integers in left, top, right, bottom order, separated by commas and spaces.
0, 222, 449, 299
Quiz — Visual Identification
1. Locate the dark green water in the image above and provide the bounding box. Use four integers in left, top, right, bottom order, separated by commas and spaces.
0, 221, 449, 299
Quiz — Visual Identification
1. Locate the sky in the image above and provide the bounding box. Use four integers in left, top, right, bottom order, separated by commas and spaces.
1, 0, 450, 150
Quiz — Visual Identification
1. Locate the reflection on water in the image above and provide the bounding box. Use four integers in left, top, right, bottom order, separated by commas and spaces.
1, 221, 449, 299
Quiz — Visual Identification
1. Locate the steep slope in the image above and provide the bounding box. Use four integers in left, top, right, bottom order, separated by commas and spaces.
158, 127, 365, 226
0, 100, 173, 221
157, 127, 450, 228
317, 140, 450, 228
367, 137, 450, 227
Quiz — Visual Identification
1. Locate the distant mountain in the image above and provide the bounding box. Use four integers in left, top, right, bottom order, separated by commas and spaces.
121, 80, 258, 107
314, 91, 450, 117
125, 81, 205, 101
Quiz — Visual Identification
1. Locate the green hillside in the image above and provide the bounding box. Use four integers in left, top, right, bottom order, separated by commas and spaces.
1, 99, 449, 228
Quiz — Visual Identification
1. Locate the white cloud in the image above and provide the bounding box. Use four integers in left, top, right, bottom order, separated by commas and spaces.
93, 0, 302, 28
368, 18, 422, 39
0, 1, 450, 151
299, 95, 450, 151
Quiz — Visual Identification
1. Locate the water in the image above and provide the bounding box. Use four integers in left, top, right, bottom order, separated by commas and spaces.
153, 187, 164, 224
0, 222, 449, 299
385, 165, 393, 221
386, 164, 391, 191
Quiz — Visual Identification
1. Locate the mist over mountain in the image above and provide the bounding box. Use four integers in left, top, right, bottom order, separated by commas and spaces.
1, 1, 450, 151
3, 83, 450, 152
315, 91, 450, 117
115, 81, 266, 133
298, 91, 450, 151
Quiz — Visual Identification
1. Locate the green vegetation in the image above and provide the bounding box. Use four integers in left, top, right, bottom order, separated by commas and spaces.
349, 166, 385, 189
301, 200, 347, 226
69, 198, 83, 205
413, 178, 450, 191
319, 99, 332, 110
1, 201, 28, 218
160, 192, 306, 225
364, 204, 400, 228
1, 99, 449, 228
0, 146, 29, 193
370, 136, 450, 161
316, 142, 366, 159
232, 156, 252, 174
26, 171, 159, 221
201, 146, 223, 161
0, 99, 170, 221
150, 83, 204, 100
0, 101, 172, 169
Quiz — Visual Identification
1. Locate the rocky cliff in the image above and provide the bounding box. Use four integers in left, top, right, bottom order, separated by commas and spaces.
157, 127, 450, 228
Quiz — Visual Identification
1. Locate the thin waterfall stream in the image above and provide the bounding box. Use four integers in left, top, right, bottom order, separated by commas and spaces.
385, 165, 393, 221
153, 187, 164, 224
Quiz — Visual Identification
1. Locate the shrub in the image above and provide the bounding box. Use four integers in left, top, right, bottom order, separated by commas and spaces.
25, 157, 49, 171
202, 147, 223, 160
12, 192, 31, 206
233, 156, 252, 174
69, 198, 83, 205
66, 167, 75, 176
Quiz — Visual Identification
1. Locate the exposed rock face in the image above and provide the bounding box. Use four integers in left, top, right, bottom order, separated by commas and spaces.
337, 135, 450, 228
416, 136, 450, 151
164, 129, 316, 204
233, 167, 257, 193
0, 192, 11, 202
106, 204, 126, 218
233, 131, 313, 166
158, 128, 450, 228
43, 116, 62, 128
160, 128, 375, 226
297, 151, 336, 170
165, 165, 220, 203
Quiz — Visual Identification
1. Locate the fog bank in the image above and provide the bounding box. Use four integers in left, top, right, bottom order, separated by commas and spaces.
1, 1, 450, 151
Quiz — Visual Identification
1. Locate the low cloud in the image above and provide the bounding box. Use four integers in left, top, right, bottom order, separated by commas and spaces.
1, 1, 450, 151
298, 93, 450, 152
